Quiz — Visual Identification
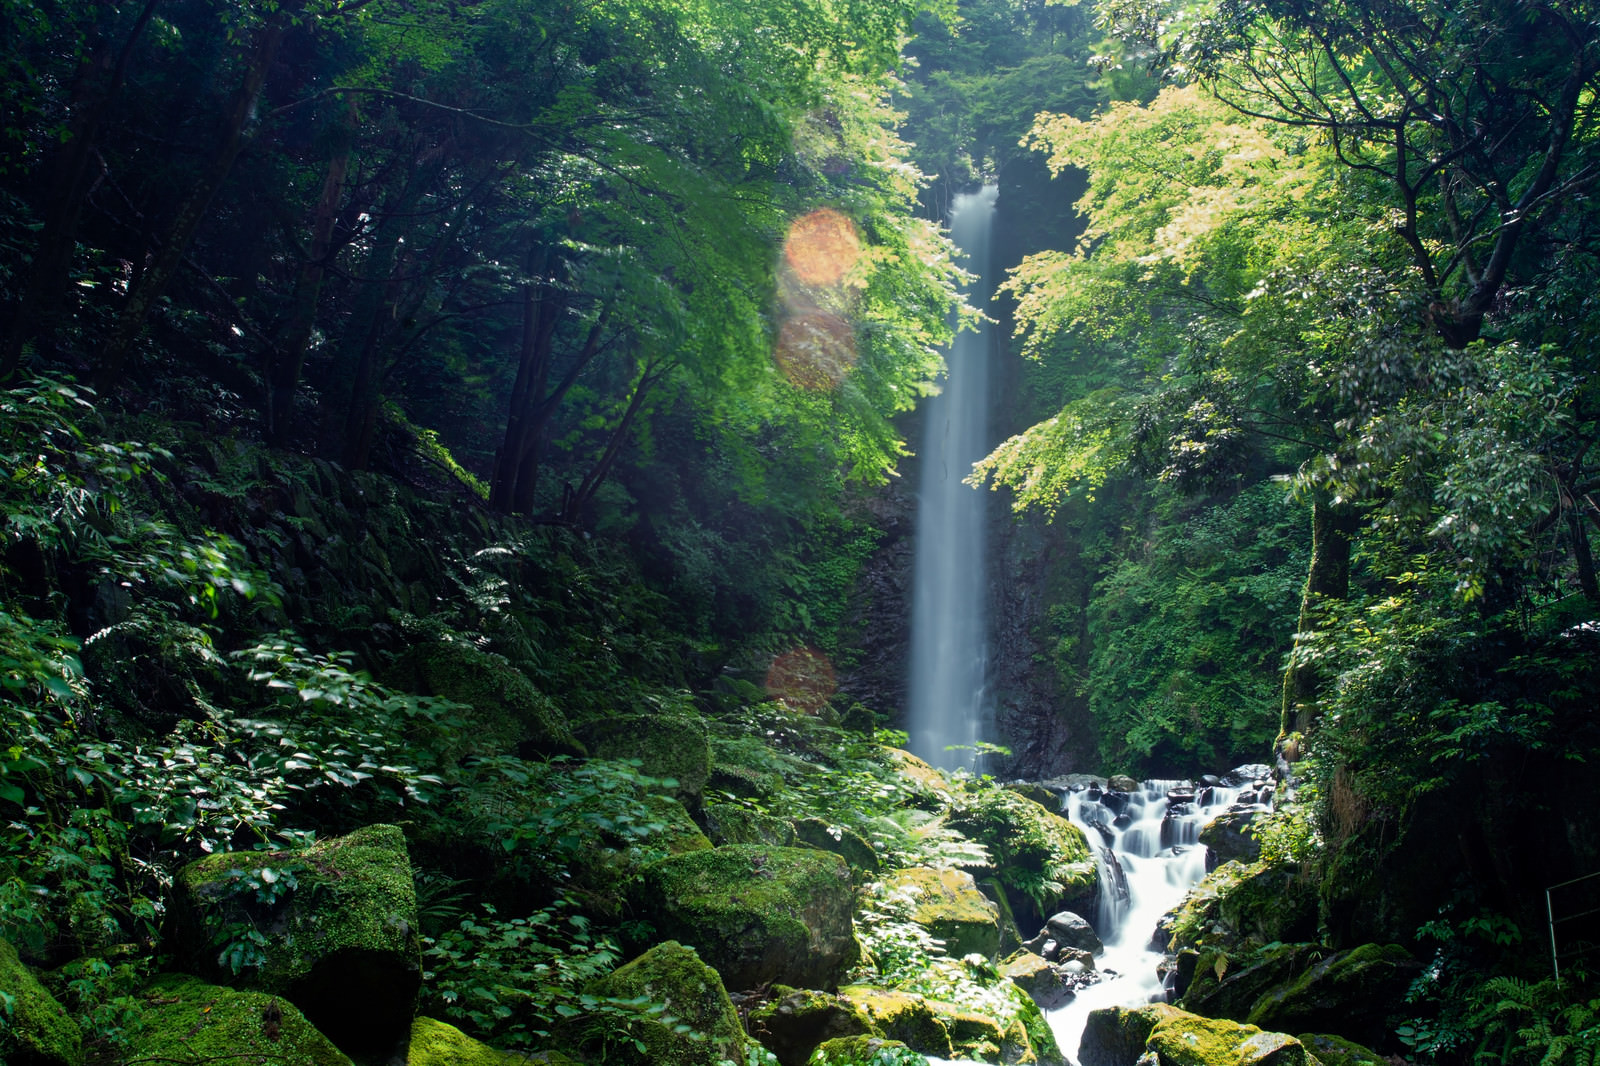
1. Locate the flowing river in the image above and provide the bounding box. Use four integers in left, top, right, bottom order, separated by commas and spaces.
1046, 774, 1271, 1063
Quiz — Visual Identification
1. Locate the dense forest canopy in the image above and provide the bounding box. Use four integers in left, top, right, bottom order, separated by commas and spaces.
1, 0, 1598, 1064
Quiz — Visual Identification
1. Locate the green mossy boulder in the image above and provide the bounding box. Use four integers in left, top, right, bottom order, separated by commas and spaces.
641, 794, 715, 854
1078, 1004, 1184, 1066
123, 974, 352, 1066
1199, 811, 1261, 868
1000, 950, 1071, 1010
0, 940, 82, 1066
1297, 1032, 1386, 1066
1165, 861, 1312, 954
641, 846, 859, 991
947, 788, 1096, 933
1245, 943, 1418, 1047
810, 1035, 919, 1065
579, 714, 712, 808
406, 1016, 528, 1065
1146, 1012, 1317, 1066
943, 1007, 1006, 1060
883, 867, 1002, 960
1002, 976, 1068, 1066
172, 823, 421, 1060
1003, 782, 1061, 809
395, 637, 579, 760
704, 803, 797, 847
1177, 944, 1325, 1022
794, 818, 882, 877
747, 987, 877, 1066
882, 748, 956, 807
582, 941, 748, 1066
978, 876, 1026, 955
837, 986, 954, 1057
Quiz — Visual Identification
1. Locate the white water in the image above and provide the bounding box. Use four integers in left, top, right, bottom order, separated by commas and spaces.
907, 184, 998, 772
1047, 780, 1259, 1063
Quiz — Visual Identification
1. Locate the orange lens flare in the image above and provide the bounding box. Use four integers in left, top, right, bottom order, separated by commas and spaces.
764, 646, 837, 714
783, 208, 861, 287
774, 311, 857, 390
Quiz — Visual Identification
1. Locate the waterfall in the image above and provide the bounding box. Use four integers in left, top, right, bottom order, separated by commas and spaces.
907, 184, 998, 772
1048, 774, 1272, 1063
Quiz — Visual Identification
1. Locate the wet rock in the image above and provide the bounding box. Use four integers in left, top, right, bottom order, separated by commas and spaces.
1001, 950, 1073, 1010
1199, 775, 1222, 788
1078, 1003, 1183, 1066
1199, 811, 1261, 870
1044, 911, 1104, 955
1109, 775, 1139, 792
1222, 765, 1273, 788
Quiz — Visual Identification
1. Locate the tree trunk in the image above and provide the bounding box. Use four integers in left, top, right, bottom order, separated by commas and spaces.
558, 358, 667, 526
1279, 498, 1361, 744
94, 6, 292, 388
1, 0, 161, 379
265, 98, 357, 444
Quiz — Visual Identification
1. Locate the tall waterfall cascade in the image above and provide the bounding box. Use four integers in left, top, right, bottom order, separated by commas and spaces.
1048, 775, 1273, 1063
907, 184, 999, 771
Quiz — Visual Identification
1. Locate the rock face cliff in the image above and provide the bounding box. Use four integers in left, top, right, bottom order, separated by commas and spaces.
839, 161, 1098, 778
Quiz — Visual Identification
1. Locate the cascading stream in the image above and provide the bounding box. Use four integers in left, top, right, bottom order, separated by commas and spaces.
907, 184, 998, 772
1047, 776, 1271, 1064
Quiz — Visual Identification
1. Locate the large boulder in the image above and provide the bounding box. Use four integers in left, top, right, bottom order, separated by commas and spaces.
578, 714, 712, 808
641, 846, 858, 991
837, 986, 954, 1057
1078, 1004, 1184, 1066
1199, 811, 1261, 869
747, 988, 876, 1066
947, 788, 1097, 933
1146, 1012, 1317, 1066
171, 823, 421, 1060
1000, 950, 1072, 1010
1245, 943, 1419, 1047
0, 940, 82, 1066
883, 867, 1002, 960
1162, 862, 1314, 954
123, 974, 351, 1066
810, 1035, 919, 1065
1028, 910, 1103, 956
1177, 944, 1325, 1022
703, 803, 796, 847
582, 941, 749, 1066
394, 637, 579, 759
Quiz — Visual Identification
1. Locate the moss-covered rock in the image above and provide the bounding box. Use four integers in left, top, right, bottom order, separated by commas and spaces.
406, 1016, 528, 1065
882, 748, 955, 806
1297, 1032, 1386, 1066
947, 788, 1096, 934
641, 846, 859, 991
1003, 782, 1062, 809
0, 940, 82, 1066
1146, 1012, 1317, 1066
1164, 861, 1313, 954
579, 714, 712, 808
641, 794, 714, 854
747, 987, 877, 1066
794, 818, 882, 877
978, 876, 1026, 956
124, 974, 352, 1066
837, 986, 953, 1057
1199, 811, 1261, 869
171, 823, 421, 1060
394, 637, 580, 759
704, 803, 797, 847
883, 867, 1001, 960
1000, 950, 1070, 1010
810, 1035, 920, 1065
999, 981, 1067, 1066
1245, 943, 1418, 1047
943, 1007, 1006, 1061
581, 941, 749, 1066
1078, 1004, 1183, 1066
1177, 944, 1325, 1023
